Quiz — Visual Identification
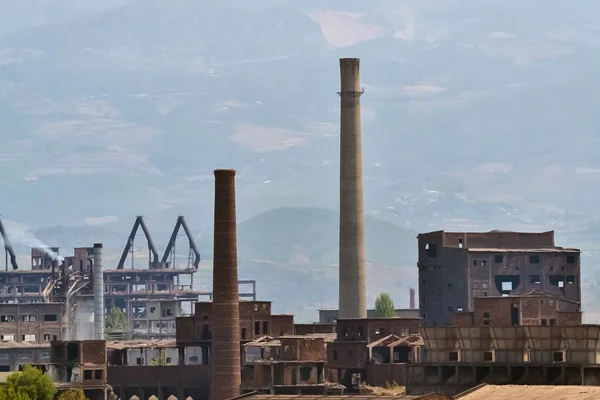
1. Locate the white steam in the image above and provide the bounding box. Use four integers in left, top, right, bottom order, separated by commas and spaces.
4, 220, 64, 262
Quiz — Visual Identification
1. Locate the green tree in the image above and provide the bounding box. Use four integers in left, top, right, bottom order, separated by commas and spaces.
57, 389, 88, 400
374, 292, 395, 318
150, 352, 172, 366
2, 365, 55, 400
0, 385, 33, 400
105, 305, 130, 338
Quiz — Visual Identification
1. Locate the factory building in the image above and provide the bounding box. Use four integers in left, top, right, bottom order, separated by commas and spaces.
417, 230, 581, 327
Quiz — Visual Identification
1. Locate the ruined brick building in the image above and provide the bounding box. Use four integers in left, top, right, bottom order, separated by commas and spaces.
417, 230, 581, 327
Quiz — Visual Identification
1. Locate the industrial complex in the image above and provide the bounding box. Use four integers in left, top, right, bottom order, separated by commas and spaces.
0, 57, 598, 400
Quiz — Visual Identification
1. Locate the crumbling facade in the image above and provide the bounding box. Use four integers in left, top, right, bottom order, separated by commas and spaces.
417, 230, 581, 326
0, 302, 62, 343
453, 294, 582, 327
326, 318, 421, 390
47, 340, 108, 400
241, 335, 337, 395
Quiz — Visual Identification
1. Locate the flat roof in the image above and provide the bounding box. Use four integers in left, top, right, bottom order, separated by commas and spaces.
468, 247, 579, 253
230, 395, 423, 400
457, 384, 600, 399
337, 317, 421, 321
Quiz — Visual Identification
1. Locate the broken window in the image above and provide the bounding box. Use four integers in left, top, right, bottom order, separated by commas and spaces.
553, 352, 564, 362
495, 275, 520, 295
43, 334, 50, 341
566, 255, 576, 264
494, 255, 503, 264
549, 275, 565, 289
358, 327, 364, 337
448, 351, 459, 362
421, 278, 426, 285
483, 351, 493, 362
549, 319, 556, 326
22, 315, 36, 322
481, 260, 487, 266
332, 350, 338, 360
262, 321, 269, 334
0, 316, 14, 323
424, 243, 438, 258
457, 306, 464, 312
472, 260, 478, 266
483, 312, 490, 318
254, 322, 260, 335
567, 275, 576, 284
483, 292, 488, 297
458, 238, 463, 248
94, 370, 103, 380
421, 296, 427, 304
541, 319, 547, 326
528, 275, 541, 284
482, 282, 488, 289
241, 328, 246, 339
529, 255, 540, 264
299, 367, 312, 381
84, 370, 93, 380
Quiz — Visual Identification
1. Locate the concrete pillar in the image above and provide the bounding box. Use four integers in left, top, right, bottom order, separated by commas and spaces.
210, 169, 241, 400
93, 243, 104, 340
338, 58, 367, 319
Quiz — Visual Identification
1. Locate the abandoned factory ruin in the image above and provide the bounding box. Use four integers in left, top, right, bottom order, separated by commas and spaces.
0, 57, 596, 400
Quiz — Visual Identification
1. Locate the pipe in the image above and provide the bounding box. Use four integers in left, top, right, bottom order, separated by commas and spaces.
93, 243, 104, 340
210, 169, 241, 400
338, 58, 367, 319
409, 287, 416, 309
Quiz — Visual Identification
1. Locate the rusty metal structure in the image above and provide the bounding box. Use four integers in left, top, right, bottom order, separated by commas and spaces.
338, 57, 367, 320
0, 215, 257, 341
210, 169, 242, 400
0, 217, 18, 271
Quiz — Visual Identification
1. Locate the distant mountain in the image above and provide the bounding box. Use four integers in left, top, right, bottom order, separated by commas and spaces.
3, 0, 600, 320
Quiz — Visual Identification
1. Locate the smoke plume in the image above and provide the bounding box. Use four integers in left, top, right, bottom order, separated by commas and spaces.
4, 220, 63, 262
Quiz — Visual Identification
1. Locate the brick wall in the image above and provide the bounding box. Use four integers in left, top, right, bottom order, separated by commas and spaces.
270, 315, 294, 337
453, 312, 474, 327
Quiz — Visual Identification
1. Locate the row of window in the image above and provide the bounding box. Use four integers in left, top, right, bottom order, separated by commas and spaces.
0, 334, 58, 342
0, 351, 50, 360
0, 314, 58, 323
473, 254, 577, 266
447, 350, 565, 362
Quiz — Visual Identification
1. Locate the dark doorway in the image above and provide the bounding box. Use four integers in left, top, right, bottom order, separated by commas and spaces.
511, 304, 520, 326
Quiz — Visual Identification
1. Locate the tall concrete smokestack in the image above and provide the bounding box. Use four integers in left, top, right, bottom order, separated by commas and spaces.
210, 169, 241, 400
338, 58, 367, 319
93, 243, 104, 340
409, 287, 416, 309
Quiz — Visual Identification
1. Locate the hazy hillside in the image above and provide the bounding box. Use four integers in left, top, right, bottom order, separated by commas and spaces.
3, 0, 600, 319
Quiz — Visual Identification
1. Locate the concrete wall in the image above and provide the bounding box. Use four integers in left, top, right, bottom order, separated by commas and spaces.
72, 297, 95, 341
319, 309, 419, 323
336, 318, 420, 342
418, 230, 581, 327
0, 302, 62, 342
0, 347, 51, 371
367, 363, 407, 386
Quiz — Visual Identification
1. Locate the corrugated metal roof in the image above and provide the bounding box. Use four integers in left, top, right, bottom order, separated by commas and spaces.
236, 395, 422, 400
457, 385, 600, 399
